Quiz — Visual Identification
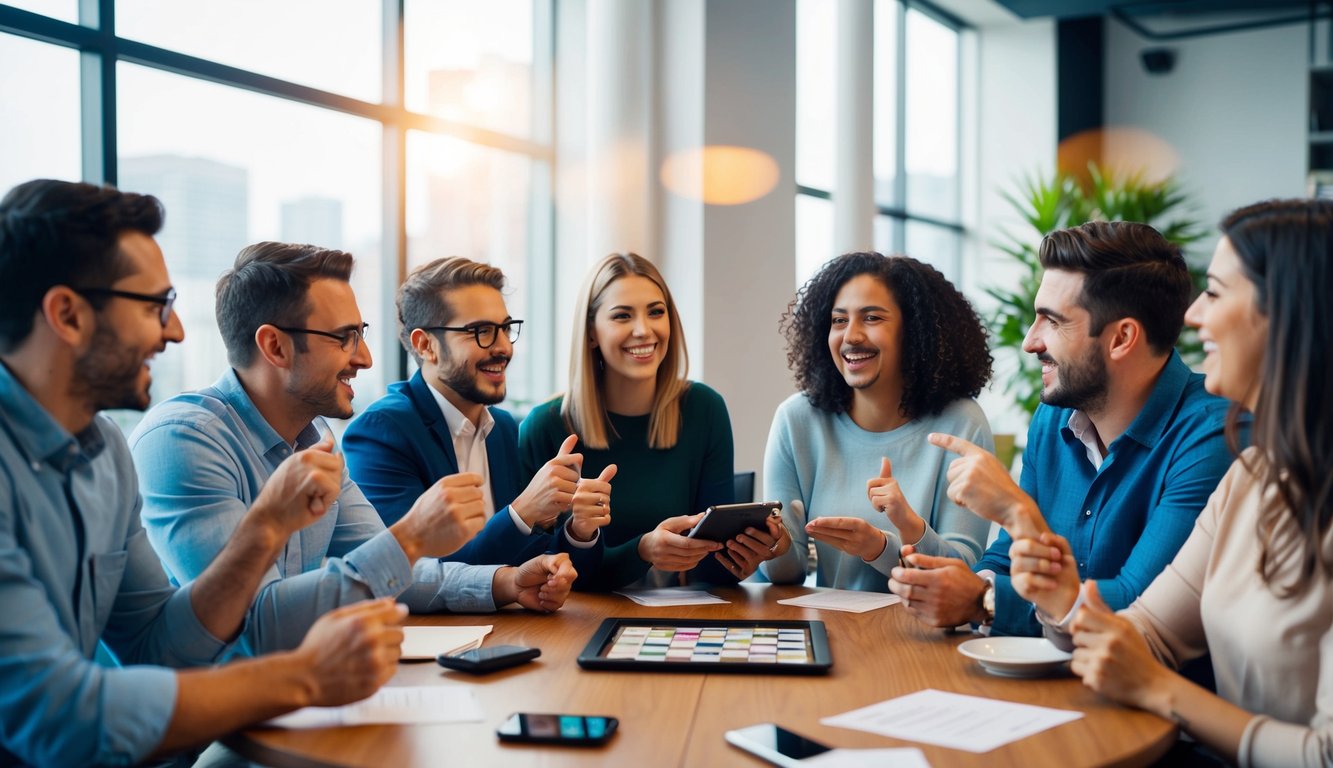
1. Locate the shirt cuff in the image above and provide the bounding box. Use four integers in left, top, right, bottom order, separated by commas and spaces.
973, 570, 997, 636
563, 522, 600, 549
865, 530, 901, 576
344, 529, 415, 597
506, 505, 534, 536
99, 665, 178, 765
170, 582, 230, 661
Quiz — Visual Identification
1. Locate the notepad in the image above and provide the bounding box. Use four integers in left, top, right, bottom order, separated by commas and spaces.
266, 686, 484, 728
777, 589, 902, 613
400, 625, 493, 661
614, 588, 730, 607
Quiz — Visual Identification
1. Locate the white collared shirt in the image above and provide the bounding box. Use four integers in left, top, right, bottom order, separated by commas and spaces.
425, 381, 506, 522
1065, 410, 1106, 470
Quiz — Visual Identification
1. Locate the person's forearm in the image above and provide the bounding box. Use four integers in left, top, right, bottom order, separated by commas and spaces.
151, 651, 315, 758
1143, 670, 1247, 763
189, 512, 285, 641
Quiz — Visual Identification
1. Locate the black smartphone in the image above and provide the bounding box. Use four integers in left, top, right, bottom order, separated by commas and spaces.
686, 501, 783, 543
724, 723, 832, 767
436, 645, 540, 674
497, 713, 619, 746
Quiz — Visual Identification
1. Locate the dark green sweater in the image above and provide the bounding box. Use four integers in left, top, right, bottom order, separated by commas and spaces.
518, 382, 736, 590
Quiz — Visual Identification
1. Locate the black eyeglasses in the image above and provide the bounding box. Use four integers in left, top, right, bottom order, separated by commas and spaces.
420, 320, 523, 349
273, 323, 369, 354
74, 287, 178, 326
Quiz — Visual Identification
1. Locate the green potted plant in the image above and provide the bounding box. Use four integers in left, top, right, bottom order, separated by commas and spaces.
986, 165, 1208, 425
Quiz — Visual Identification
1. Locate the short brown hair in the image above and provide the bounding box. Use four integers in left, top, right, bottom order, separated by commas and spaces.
396, 257, 507, 363
1038, 221, 1191, 354
215, 241, 354, 368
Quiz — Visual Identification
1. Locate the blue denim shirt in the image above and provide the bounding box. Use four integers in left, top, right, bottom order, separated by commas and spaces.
129, 370, 500, 657
0, 363, 228, 767
975, 352, 1239, 636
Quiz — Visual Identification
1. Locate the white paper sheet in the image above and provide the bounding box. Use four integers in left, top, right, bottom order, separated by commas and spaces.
804, 748, 932, 767
266, 686, 484, 729
821, 689, 1083, 753
614, 588, 730, 606
400, 625, 493, 661
776, 589, 902, 613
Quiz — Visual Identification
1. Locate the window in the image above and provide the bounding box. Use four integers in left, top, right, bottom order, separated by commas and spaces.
0, 0, 554, 432
796, 0, 965, 287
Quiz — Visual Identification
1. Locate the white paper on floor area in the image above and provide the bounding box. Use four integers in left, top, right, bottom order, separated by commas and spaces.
266, 686, 484, 729
821, 688, 1083, 753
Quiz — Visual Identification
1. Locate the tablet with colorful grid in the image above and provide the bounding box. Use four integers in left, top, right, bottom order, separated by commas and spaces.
577, 618, 831, 674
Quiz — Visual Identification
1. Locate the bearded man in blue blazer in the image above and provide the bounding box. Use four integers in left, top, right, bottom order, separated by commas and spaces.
345, 258, 601, 569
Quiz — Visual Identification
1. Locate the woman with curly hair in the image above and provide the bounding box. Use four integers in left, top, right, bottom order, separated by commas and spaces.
760, 252, 994, 591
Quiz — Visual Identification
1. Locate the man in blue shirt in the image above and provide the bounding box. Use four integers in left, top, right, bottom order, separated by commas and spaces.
344, 257, 602, 570
890, 221, 1236, 637
0, 179, 405, 766
131, 243, 575, 653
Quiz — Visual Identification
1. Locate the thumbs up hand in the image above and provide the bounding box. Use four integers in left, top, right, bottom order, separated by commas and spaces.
866, 457, 925, 544
1069, 581, 1170, 711
513, 434, 583, 528
568, 463, 617, 542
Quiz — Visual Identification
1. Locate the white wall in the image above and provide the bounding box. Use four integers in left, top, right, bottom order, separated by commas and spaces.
1103, 15, 1308, 238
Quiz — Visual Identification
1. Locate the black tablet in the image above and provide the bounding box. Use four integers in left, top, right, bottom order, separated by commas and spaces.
686, 501, 782, 543
577, 618, 832, 675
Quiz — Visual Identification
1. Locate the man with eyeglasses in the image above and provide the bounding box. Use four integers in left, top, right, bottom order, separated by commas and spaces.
0, 179, 406, 766
344, 257, 602, 574
130, 242, 576, 660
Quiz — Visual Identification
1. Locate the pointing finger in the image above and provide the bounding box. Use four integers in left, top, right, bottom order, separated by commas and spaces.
927, 432, 984, 457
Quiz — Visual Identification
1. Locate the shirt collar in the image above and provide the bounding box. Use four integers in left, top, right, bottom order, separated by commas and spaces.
425, 377, 495, 441
213, 368, 324, 459
0, 361, 105, 470
1120, 350, 1192, 448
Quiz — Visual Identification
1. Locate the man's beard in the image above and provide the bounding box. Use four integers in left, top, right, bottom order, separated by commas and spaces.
288, 371, 353, 421
1039, 344, 1109, 413
438, 354, 507, 406
72, 322, 152, 412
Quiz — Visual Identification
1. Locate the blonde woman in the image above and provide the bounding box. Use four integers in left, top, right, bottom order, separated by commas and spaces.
519, 253, 781, 590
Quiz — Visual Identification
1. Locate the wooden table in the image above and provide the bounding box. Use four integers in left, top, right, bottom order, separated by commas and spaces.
229, 585, 1175, 767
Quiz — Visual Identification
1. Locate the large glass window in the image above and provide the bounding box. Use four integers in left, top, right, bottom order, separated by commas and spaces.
0, 32, 80, 192
0, 0, 553, 433
796, 0, 964, 284
116, 0, 382, 101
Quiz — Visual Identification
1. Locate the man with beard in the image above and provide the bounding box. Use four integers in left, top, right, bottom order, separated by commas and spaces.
344, 257, 602, 570
889, 221, 1237, 638
131, 243, 575, 657
0, 180, 407, 766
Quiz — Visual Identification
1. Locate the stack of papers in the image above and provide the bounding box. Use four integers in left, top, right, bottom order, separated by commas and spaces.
777, 589, 902, 613
822, 689, 1083, 753
400, 625, 493, 661
614, 588, 731, 606
266, 686, 485, 728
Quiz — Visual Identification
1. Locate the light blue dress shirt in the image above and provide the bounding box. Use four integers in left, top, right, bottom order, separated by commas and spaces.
975, 351, 1239, 636
0, 363, 227, 767
130, 369, 500, 657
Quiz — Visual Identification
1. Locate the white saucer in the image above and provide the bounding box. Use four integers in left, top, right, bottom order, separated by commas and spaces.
957, 637, 1072, 678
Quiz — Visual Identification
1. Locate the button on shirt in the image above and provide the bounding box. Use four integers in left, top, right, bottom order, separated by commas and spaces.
974, 352, 1239, 637
0, 363, 227, 767
130, 369, 501, 658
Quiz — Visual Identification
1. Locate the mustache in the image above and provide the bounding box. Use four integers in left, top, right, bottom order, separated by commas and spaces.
1036, 353, 1055, 365
478, 354, 510, 368
839, 346, 876, 357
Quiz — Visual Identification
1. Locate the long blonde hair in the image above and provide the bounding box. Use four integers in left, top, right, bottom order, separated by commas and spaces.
561, 253, 690, 449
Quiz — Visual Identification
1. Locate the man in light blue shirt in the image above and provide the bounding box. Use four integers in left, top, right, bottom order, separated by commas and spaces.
131, 242, 575, 654
891, 221, 1236, 638
0, 179, 405, 766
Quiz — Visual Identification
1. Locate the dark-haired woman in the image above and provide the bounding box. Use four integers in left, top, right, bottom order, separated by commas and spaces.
761, 253, 995, 591
1007, 199, 1333, 766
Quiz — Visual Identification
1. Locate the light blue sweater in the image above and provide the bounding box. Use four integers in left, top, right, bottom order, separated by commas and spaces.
759, 394, 993, 592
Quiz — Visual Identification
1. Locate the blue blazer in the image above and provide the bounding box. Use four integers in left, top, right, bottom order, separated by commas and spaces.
344, 370, 552, 566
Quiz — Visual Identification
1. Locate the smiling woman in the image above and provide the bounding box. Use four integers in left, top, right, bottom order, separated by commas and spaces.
518, 253, 769, 591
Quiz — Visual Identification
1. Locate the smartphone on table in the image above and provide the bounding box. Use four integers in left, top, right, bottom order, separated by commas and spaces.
725, 723, 833, 767
436, 645, 540, 674
497, 713, 619, 746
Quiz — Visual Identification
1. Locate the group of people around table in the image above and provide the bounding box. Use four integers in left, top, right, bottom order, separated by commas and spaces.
0, 176, 1327, 767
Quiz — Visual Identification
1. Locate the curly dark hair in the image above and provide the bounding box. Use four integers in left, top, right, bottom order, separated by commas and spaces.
780, 252, 992, 418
